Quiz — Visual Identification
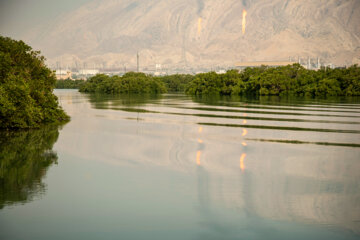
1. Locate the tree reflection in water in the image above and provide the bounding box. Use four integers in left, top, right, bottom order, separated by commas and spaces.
86, 93, 163, 110
0, 126, 60, 209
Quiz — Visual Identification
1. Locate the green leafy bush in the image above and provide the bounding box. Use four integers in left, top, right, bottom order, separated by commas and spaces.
79, 72, 167, 94
55, 79, 85, 89
0, 36, 69, 129
156, 74, 194, 92
185, 64, 360, 97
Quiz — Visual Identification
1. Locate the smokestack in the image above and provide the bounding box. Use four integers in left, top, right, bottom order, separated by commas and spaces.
317, 58, 320, 69
197, 18, 202, 37
137, 52, 139, 72
242, 10, 247, 35
308, 57, 311, 69
181, 34, 187, 69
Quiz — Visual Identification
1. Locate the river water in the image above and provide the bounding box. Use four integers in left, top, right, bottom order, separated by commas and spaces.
1, 89, 360, 240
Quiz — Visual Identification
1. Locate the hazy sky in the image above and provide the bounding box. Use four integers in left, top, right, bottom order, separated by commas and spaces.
0, 0, 92, 39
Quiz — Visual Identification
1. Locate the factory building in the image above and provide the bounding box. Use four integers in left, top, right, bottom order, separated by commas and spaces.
55, 70, 72, 80
235, 61, 297, 70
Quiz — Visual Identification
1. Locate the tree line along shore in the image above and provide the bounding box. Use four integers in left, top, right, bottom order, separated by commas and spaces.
1, 35, 359, 130
62, 64, 360, 97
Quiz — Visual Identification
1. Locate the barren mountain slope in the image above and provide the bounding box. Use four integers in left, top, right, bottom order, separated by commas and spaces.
24, 0, 360, 69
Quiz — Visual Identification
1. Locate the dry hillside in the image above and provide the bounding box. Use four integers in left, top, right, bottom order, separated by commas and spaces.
24, 0, 360, 69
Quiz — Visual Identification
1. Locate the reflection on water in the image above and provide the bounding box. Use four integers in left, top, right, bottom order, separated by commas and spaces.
242, 128, 248, 136
0, 126, 60, 209
239, 153, 246, 172
196, 151, 202, 166
87, 93, 163, 110
190, 94, 360, 108
197, 126, 204, 166
1, 90, 359, 239
77, 92, 360, 237
73, 92, 360, 236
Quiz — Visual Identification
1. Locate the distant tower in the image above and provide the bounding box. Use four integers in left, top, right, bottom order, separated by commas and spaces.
298, 56, 300, 65
75, 61, 80, 71
181, 34, 187, 70
137, 52, 140, 72
155, 63, 161, 72
307, 57, 311, 69
317, 58, 320, 69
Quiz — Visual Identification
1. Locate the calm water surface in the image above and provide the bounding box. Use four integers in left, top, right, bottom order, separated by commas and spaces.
1, 89, 360, 240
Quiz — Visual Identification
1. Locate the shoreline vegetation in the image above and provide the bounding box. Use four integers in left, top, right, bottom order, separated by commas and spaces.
186, 64, 360, 97
55, 79, 85, 89
0, 36, 69, 129
79, 72, 167, 94
1, 35, 359, 129
74, 64, 359, 97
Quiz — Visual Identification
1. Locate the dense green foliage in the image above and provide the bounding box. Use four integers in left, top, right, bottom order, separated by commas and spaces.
79, 73, 194, 94
185, 64, 360, 97
75, 63, 359, 97
55, 79, 85, 89
155, 74, 194, 92
0, 126, 60, 209
79, 72, 167, 94
0, 36, 69, 129
185, 70, 241, 95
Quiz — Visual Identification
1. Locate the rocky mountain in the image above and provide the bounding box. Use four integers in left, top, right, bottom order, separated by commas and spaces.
23, 0, 360, 70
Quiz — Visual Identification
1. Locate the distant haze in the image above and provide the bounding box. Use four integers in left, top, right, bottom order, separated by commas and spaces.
1, 0, 360, 70
0, 0, 92, 39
